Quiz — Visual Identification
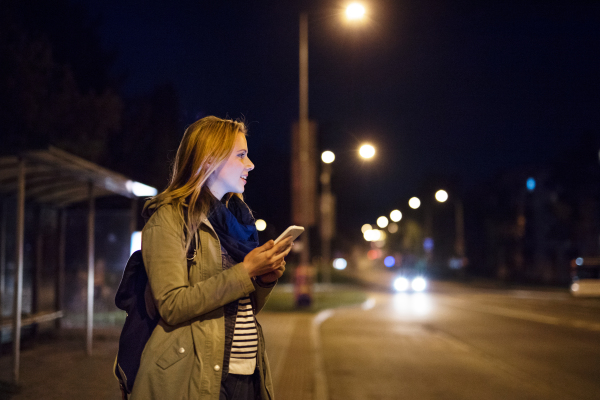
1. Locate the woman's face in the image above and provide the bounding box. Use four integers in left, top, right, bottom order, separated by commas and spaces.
207, 133, 254, 200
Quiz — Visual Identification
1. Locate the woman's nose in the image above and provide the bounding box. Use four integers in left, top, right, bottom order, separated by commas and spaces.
246, 158, 254, 171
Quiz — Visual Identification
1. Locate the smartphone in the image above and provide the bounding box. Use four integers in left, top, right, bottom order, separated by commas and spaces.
274, 225, 305, 244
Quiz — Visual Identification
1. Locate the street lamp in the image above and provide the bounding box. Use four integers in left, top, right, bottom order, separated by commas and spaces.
377, 216, 389, 228
346, 3, 366, 20
297, 4, 366, 273
409, 197, 421, 209
435, 189, 448, 203
359, 144, 376, 159
321, 150, 335, 164
255, 219, 267, 232
390, 209, 402, 222
320, 150, 336, 284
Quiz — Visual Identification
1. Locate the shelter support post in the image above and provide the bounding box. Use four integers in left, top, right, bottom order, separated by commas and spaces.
86, 181, 95, 356
12, 157, 25, 383
33, 206, 43, 324
0, 197, 7, 319
55, 208, 66, 330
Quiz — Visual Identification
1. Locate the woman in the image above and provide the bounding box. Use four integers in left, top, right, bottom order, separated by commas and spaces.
131, 116, 292, 400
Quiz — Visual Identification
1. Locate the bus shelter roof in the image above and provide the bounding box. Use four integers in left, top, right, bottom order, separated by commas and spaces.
0, 146, 151, 207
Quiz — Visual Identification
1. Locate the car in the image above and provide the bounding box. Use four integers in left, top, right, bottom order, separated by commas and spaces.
392, 268, 428, 293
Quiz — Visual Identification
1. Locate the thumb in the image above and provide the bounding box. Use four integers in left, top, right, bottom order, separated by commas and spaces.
263, 240, 275, 250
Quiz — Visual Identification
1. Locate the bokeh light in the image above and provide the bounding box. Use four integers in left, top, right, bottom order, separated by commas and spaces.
390, 209, 402, 222
333, 258, 347, 270
255, 219, 267, 231
409, 197, 421, 209
321, 150, 335, 164
367, 249, 381, 260
384, 256, 395, 267
435, 190, 448, 202
377, 216, 389, 228
388, 222, 398, 233
361, 223, 372, 233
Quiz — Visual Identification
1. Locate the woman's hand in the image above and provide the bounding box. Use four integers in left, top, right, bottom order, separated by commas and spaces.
243, 237, 293, 278
258, 260, 286, 284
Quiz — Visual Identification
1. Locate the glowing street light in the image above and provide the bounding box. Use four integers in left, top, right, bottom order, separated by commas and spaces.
321, 150, 335, 164
390, 209, 402, 222
377, 216, 389, 228
435, 190, 448, 203
409, 197, 421, 209
361, 223, 372, 233
346, 3, 366, 20
359, 144, 375, 159
255, 219, 267, 231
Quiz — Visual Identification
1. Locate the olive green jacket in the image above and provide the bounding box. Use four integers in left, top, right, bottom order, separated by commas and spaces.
130, 202, 275, 400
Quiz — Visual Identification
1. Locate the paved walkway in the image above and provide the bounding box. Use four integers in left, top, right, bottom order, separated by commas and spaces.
0, 312, 317, 400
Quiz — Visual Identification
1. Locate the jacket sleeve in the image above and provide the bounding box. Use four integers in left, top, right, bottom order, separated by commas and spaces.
250, 278, 275, 315
142, 206, 255, 326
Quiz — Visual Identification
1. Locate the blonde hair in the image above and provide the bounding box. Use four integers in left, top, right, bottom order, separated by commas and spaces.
149, 116, 248, 251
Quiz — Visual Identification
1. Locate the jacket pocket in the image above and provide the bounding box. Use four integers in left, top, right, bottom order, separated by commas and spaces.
155, 330, 192, 370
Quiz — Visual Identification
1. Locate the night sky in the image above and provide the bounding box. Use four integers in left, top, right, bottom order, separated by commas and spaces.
77, 0, 600, 237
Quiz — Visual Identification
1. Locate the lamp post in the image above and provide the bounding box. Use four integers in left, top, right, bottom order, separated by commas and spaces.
296, 5, 366, 268
320, 151, 335, 284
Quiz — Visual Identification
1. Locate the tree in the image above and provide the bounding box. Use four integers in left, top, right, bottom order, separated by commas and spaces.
0, 0, 122, 162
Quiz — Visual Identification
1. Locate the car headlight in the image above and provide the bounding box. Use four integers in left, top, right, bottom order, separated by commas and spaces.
411, 277, 427, 292
393, 277, 410, 292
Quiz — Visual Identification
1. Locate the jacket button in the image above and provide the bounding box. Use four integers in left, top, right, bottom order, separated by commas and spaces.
214, 365, 221, 371
178, 347, 185, 354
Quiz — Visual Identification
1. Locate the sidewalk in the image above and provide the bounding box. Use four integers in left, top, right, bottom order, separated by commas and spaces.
0, 312, 317, 400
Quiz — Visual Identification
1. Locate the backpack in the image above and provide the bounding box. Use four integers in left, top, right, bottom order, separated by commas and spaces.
113, 250, 160, 397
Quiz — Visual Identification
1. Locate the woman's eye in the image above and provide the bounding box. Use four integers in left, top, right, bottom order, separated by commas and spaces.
238, 153, 246, 158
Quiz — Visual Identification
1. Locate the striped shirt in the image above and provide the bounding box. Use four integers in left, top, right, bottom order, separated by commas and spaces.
228, 296, 258, 374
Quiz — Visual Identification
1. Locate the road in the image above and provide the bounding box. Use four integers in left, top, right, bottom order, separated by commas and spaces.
318, 283, 600, 400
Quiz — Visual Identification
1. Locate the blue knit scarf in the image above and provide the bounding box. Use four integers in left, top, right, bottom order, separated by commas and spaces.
208, 195, 259, 263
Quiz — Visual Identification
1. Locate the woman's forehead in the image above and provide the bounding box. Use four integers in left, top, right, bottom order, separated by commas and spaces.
234, 132, 248, 150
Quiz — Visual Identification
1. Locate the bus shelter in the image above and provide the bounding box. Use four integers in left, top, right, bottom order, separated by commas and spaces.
0, 146, 156, 383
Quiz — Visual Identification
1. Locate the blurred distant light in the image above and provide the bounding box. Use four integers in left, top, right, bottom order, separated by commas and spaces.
390, 209, 402, 222
388, 222, 398, 233
367, 249, 381, 260
333, 258, 347, 270
346, 3, 366, 20
359, 144, 375, 159
411, 277, 427, 292
393, 277, 410, 292
526, 177, 536, 192
575, 257, 584, 266
377, 216, 389, 228
364, 229, 382, 242
127, 180, 158, 197
423, 237, 434, 252
130, 231, 142, 255
571, 282, 580, 292
384, 256, 395, 267
255, 219, 267, 231
435, 190, 448, 203
321, 151, 335, 164
374, 240, 386, 248
409, 197, 421, 209
361, 223, 372, 233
